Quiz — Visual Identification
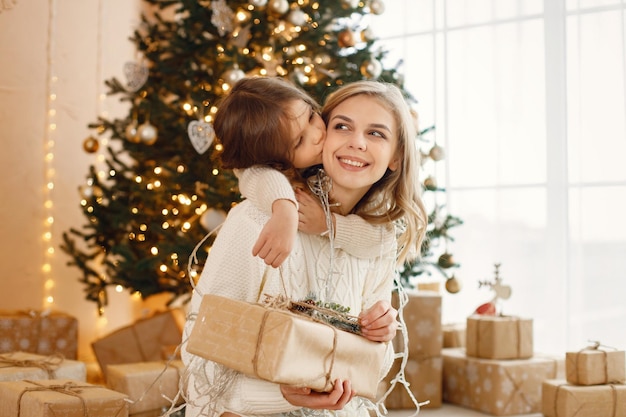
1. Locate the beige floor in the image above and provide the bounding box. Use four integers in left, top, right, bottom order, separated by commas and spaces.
388, 403, 542, 417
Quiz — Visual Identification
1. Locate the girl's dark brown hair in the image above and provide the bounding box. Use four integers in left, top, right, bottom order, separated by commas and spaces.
214, 77, 319, 175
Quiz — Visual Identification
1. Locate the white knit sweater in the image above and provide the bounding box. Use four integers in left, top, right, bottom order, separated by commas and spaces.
181, 168, 397, 417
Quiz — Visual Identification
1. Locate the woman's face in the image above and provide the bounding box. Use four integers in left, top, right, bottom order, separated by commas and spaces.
287, 99, 326, 168
322, 94, 399, 211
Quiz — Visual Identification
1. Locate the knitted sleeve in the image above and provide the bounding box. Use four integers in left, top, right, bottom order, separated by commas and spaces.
334, 214, 396, 259
235, 166, 297, 214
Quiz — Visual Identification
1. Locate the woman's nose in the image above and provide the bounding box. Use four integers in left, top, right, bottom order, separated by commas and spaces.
348, 133, 367, 150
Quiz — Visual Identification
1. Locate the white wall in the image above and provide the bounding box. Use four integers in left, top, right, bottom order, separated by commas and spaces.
0, 0, 170, 362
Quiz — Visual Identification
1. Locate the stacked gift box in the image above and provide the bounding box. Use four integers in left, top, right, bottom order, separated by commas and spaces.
0, 307, 188, 416
0, 309, 78, 360
382, 289, 443, 409
542, 343, 626, 417
442, 314, 562, 416
0, 350, 130, 416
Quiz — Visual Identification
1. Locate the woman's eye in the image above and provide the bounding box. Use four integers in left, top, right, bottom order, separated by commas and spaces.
333, 123, 348, 130
370, 130, 385, 138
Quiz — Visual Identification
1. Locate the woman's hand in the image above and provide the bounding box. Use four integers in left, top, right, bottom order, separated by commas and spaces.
280, 379, 355, 409
359, 300, 398, 342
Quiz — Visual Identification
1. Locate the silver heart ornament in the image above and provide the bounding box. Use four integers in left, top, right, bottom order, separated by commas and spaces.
188, 120, 215, 154
123, 62, 149, 92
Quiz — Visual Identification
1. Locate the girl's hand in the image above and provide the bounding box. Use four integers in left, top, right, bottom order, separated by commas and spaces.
280, 379, 355, 409
296, 188, 331, 236
359, 300, 398, 342
252, 199, 298, 267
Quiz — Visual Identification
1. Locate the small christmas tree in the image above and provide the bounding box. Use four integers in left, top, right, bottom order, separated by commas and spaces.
62, 0, 460, 313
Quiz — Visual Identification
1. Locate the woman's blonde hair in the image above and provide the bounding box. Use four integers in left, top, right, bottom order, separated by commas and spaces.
322, 81, 428, 265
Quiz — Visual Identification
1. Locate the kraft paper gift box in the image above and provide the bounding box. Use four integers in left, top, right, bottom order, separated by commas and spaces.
443, 323, 466, 348
187, 294, 387, 401
565, 346, 625, 385
382, 355, 442, 409
442, 347, 559, 416
0, 378, 128, 417
466, 315, 533, 359
542, 379, 626, 417
0, 351, 86, 382
106, 360, 184, 415
0, 310, 78, 359
392, 290, 442, 357
92, 309, 183, 380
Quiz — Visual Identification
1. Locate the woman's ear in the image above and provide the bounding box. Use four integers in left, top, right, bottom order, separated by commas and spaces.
388, 156, 400, 172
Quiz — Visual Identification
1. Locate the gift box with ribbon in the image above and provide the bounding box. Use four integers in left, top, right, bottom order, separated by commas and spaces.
542, 379, 626, 417
186, 294, 387, 401
92, 309, 184, 381
0, 351, 86, 382
0, 378, 128, 417
466, 314, 533, 359
382, 290, 443, 409
442, 347, 559, 416
0, 310, 78, 360
106, 360, 184, 415
565, 342, 625, 386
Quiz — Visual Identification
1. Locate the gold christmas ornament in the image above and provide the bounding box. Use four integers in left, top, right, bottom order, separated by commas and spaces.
429, 144, 446, 161
82, 136, 99, 153
125, 122, 140, 143
137, 122, 158, 145
445, 275, 462, 294
438, 253, 456, 269
424, 176, 437, 190
337, 29, 356, 48
360, 58, 382, 79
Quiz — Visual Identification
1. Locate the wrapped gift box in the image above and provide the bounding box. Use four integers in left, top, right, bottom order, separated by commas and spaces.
382, 355, 442, 409
542, 379, 626, 417
106, 360, 184, 415
442, 347, 558, 416
0, 310, 78, 359
466, 315, 533, 359
0, 351, 86, 382
0, 378, 128, 416
92, 309, 183, 380
566, 347, 625, 385
393, 290, 442, 358
187, 294, 387, 401
443, 323, 466, 348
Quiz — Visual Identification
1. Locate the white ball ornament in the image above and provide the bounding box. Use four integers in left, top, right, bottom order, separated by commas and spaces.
269, 0, 289, 15
137, 122, 158, 145
369, 0, 385, 15
360, 58, 383, 79
249, 0, 268, 7
200, 208, 227, 231
429, 144, 446, 161
287, 9, 307, 26
223, 65, 245, 86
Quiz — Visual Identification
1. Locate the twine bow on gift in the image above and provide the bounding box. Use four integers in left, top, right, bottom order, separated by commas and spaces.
574, 340, 624, 384
16, 380, 98, 417
256, 294, 349, 392
0, 352, 64, 379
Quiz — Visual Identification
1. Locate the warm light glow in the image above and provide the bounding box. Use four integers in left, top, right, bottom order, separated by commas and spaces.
46, 296, 54, 304
44, 279, 55, 290
132, 291, 142, 300
42, 263, 52, 273
182, 222, 191, 231
160, 265, 167, 272
115, 285, 124, 293
151, 247, 159, 255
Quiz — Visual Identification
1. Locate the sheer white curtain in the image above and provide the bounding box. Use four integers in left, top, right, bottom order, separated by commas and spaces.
372, 0, 626, 354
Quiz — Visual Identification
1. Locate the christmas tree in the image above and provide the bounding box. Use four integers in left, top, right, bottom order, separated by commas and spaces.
61, 0, 460, 314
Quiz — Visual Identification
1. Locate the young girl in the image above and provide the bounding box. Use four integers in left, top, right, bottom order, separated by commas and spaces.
180, 78, 427, 416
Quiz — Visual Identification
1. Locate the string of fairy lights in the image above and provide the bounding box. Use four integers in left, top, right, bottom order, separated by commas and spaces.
42, 0, 58, 309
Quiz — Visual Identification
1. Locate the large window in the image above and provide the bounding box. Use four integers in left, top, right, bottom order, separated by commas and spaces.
372, 0, 626, 353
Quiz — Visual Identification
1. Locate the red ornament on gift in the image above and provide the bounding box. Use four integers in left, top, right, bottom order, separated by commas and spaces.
474, 301, 496, 316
